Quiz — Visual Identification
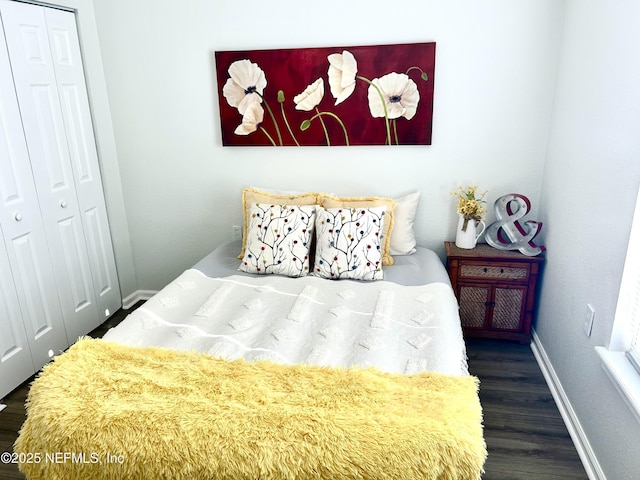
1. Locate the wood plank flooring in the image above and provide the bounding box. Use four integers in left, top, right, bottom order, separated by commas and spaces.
466, 338, 588, 479
0, 308, 588, 479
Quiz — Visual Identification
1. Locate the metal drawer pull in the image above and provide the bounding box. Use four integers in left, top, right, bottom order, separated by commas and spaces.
14, 212, 23, 221
483, 267, 504, 274
60, 200, 68, 208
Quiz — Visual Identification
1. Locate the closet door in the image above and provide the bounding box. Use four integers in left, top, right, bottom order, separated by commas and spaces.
0, 15, 68, 384
0, 228, 35, 399
44, 8, 121, 321
1, 2, 120, 342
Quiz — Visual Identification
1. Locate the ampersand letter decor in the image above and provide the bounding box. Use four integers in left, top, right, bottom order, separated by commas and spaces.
485, 194, 545, 256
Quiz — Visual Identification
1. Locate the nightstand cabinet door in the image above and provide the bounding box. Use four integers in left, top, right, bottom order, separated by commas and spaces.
457, 284, 527, 331
458, 285, 491, 328
492, 286, 527, 330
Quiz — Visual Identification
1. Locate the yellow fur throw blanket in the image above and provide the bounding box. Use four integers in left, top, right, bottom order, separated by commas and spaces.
15, 338, 486, 479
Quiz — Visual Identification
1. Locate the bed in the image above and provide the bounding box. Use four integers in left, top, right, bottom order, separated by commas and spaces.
102, 240, 468, 376
15, 190, 487, 480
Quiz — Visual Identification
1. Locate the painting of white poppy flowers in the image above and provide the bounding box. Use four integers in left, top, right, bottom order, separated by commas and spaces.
214, 42, 436, 146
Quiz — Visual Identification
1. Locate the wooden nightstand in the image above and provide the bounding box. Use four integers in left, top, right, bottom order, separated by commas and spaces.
445, 241, 544, 343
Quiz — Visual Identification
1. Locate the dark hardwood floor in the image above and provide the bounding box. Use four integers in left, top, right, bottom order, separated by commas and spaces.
1, 308, 587, 479
466, 337, 588, 479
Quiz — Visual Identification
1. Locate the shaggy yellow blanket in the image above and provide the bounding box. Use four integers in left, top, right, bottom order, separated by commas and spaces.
15, 338, 486, 480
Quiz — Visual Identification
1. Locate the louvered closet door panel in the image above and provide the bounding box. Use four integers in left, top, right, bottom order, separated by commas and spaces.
0, 14, 68, 374
1, 1, 99, 343
44, 8, 121, 320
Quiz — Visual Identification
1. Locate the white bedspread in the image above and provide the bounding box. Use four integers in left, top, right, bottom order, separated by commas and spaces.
104, 269, 468, 376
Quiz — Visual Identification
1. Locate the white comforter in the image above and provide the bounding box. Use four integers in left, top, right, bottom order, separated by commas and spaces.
104, 269, 468, 376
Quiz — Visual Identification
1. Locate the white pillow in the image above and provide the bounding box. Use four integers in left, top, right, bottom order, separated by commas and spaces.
313, 206, 385, 281
239, 187, 319, 259
239, 203, 316, 277
390, 191, 421, 256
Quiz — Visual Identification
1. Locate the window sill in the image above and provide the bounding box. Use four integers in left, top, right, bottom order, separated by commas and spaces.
595, 346, 640, 424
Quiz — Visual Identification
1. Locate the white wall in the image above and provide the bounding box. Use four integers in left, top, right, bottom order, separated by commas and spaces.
536, 0, 640, 478
91, 0, 564, 291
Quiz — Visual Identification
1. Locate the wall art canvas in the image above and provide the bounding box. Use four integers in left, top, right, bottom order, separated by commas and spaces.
214, 42, 436, 147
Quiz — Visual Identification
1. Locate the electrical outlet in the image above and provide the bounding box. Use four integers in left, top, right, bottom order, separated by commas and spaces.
584, 304, 595, 337
232, 225, 242, 240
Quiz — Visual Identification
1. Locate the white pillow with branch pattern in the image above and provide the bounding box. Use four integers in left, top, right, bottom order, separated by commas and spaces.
239, 203, 316, 277
313, 206, 385, 281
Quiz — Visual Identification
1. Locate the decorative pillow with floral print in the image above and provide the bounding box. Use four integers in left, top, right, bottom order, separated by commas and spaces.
239, 204, 316, 277
313, 206, 385, 281
238, 187, 319, 259
318, 194, 396, 266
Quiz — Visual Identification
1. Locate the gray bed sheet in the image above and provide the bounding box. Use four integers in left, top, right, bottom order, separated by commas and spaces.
193, 240, 452, 286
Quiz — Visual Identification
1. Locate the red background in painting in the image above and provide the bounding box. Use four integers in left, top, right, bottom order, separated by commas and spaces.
214, 42, 436, 146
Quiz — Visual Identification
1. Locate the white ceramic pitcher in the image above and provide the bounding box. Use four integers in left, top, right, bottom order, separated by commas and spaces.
455, 214, 486, 249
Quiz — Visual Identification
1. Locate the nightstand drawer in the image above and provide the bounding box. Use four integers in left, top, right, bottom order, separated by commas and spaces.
460, 263, 529, 280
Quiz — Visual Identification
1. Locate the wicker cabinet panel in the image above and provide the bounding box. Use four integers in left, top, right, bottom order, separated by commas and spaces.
492, 287, 525, 330
459, 286, 489, 328
445, 242, 543, 343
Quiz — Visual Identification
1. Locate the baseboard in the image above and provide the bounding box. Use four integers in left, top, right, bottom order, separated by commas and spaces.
530, 329, 606, 480
121, 289, 157, 309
